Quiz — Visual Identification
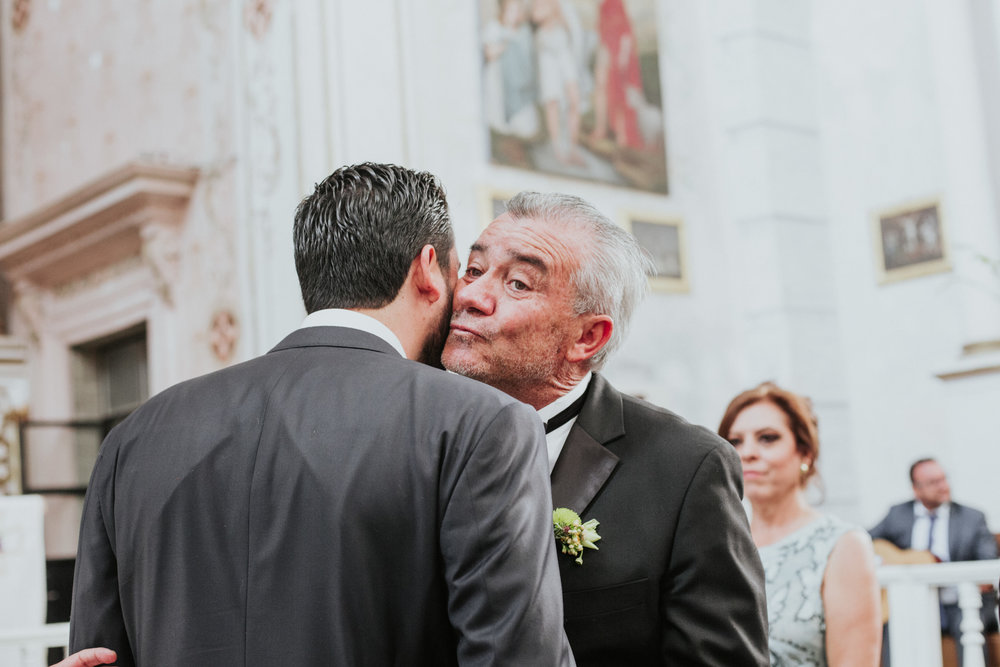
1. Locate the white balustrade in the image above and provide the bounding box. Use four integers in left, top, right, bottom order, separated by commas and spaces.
0, 622, 70, 665
879, 559, 1000, 667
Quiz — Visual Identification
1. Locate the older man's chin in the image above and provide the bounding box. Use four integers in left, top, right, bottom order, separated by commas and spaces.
440, 340, 483, 380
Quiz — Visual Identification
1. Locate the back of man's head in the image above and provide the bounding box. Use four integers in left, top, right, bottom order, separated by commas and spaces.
505, 191, 654, 369
294, 162, 454, 313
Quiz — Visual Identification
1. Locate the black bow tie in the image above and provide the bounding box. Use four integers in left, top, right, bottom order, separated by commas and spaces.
543, 392, 588, 434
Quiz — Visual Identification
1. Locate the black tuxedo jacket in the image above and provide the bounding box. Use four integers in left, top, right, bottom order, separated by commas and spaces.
551, 374, 768, 666
70, 326, 572, 667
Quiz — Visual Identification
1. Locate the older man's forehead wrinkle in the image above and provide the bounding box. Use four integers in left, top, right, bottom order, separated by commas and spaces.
511, 252, 548, 273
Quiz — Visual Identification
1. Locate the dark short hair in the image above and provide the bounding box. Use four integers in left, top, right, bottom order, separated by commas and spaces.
717, 381, 821, 485
909, 458, 937, 484
293, 163, 454, 313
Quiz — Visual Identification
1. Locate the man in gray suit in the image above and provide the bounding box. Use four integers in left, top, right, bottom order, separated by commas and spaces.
870, 457, 998, 665
68, 164, 573, 666
442, 192, 769, 666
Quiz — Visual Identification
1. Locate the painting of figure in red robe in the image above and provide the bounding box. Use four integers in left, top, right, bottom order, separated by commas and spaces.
479, 0, 667, 193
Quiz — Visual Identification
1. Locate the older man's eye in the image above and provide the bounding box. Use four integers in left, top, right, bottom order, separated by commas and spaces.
465, 266, 483, 278
511, 279, 529, 291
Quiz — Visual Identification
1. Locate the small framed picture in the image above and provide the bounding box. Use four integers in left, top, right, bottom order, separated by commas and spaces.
478, 187, 520, 228
872, 199, 950, 284
624, 213, 688, 292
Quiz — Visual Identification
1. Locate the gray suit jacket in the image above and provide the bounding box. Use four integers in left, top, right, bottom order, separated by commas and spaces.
70, 326, 573, 667
869, 499, 998, 629
550, 374, 769, 666
869, 500, 997, 562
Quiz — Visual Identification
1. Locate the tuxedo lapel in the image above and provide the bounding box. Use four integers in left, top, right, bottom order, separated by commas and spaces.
550, 374, 623, 514
948, 503, 965, 558
550, 427, 619, 513
902, 503, 916, 549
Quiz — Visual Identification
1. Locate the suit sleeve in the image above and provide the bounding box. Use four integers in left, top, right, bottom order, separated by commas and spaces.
969, 510, 998, 561
439, 401, 575, 667
69, 434, 135, 667
660, 444, 769, 666
868, 514, 892, 541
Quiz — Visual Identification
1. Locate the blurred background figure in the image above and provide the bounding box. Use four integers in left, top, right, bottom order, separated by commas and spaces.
719, 382, 881, 667
869, 458, 999, 667
588, 0, 643, 150
531, 0, 585, 165
481, 0, 540, 140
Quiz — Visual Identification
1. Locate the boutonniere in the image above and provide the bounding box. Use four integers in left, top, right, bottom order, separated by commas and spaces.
552, 507, 601, 565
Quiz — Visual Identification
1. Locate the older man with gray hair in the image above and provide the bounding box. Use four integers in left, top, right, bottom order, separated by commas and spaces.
443, 191, 769, 666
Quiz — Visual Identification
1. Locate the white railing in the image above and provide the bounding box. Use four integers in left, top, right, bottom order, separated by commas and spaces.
879, 559, 1000, 667
0, 622, 70, 666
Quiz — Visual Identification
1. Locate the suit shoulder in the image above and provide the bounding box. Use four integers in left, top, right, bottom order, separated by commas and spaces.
407, 362, 528, 412
619, 393, 736, 460
888, 501, 915, 515
952, 502, 988, 520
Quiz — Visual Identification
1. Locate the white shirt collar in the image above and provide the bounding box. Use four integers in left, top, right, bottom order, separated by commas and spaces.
299, 309, 407, 359
537, 373, 593, 472
537, 372, 593, 423
914, 501, 950, 518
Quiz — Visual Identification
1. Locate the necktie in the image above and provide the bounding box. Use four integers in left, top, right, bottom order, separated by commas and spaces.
926, 511, 947, 631
544, 392, 588, 434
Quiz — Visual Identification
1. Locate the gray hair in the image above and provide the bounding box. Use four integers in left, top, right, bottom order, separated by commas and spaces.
505, 192, 654, 369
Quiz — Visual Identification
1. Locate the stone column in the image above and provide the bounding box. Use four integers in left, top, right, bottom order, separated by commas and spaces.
710, 0, 858, 517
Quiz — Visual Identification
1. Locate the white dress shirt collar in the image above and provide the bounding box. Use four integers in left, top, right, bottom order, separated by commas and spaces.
914, 501, 950, 519
537, 372, 593, 473
299, 309, 407, 359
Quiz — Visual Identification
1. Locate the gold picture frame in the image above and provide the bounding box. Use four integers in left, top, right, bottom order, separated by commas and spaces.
477, 0, 668, 194
477, 187, 520, 229
872, 198, 951, 284
624, 212, 688, 293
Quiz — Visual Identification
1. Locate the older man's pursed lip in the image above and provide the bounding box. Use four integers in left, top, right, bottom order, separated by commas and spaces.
449, 324, 488, 340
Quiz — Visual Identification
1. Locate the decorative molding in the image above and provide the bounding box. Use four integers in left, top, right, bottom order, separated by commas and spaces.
0, 162, 199, 289
209, 309, 239, 362
961, 338, 1000, 356
244, 0, 274, 40
936, 338, 1000, 381
140, 223, 182, 306
10, 0, 30, 33
11, 280, 45, 342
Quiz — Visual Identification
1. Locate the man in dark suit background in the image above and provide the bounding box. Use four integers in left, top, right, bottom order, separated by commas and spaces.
869, 457, 998, 666
442, 191, 769, 666
68, 164, 573, 666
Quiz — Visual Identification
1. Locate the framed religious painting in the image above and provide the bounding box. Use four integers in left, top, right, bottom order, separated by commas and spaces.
477, 0, 667, 194
872, 198, 951, 284
625, 213, 688, 292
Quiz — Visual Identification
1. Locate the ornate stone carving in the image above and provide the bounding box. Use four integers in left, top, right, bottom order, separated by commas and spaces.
10, 0, 30, 33
209, 310, 239, 363
12, 280, 45, 342
244, 0, 273, 40
140, 223, 182, 307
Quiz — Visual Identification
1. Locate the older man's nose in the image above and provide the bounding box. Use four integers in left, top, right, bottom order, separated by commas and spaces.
454, 276, 496, 316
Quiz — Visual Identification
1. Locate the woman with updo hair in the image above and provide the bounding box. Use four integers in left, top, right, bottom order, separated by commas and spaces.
719, 382, 881, 667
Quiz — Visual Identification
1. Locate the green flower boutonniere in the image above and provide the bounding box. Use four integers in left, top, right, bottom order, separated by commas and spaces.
552, 507, 601, 565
